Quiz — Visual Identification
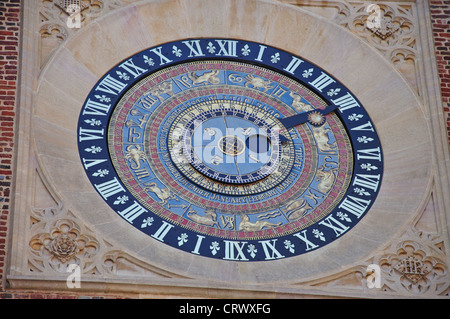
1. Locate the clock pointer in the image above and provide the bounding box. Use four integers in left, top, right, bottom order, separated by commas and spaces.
277, 104, 339, 142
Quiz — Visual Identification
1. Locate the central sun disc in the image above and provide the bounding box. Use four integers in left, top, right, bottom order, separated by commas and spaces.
218, 135, 245, 156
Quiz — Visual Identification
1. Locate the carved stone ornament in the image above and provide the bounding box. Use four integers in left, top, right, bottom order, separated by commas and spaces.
29, 217, 101, 273
337, 1, 417, 89
394, 255, 431, 284
285, 0, 419, 92
373, 230, 448, 296
39, 0, 124, 66
54, 0, 90, 13
366, 10, 401, 40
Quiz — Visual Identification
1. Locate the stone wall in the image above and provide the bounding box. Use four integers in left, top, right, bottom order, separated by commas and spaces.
1, 0, 449, 299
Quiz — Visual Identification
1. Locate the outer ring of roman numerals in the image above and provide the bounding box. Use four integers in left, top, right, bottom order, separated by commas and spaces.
77, 38, 383, 261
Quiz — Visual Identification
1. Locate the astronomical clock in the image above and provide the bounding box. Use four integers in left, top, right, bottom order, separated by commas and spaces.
77, 39, 383, 261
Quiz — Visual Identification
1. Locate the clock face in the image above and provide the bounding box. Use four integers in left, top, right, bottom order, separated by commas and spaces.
78, 38, 383, 261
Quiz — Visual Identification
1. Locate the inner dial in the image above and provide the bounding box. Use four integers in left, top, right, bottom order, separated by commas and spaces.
168, 100, 294, 193
78, 39, 384, 260
109, 59, 353, 238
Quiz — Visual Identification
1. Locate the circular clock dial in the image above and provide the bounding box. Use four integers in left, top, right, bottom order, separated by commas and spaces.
169, 99, 288, 187
78, 39, 383, 261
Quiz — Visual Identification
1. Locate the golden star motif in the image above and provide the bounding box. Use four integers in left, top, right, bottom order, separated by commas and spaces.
308, 111, 325, 126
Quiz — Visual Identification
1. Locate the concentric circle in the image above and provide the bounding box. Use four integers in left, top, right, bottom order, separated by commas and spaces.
77, 38, 382, 261
107, 59, 353, 237
169, 99, 290, 188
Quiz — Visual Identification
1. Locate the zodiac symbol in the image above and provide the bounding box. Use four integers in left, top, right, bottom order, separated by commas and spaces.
238, 214, 281, 231
126, 110, 148, 129
285, 198, 312, 220
187, 209, 220, 228
312, 125, 337, 152
143, 182, 178, 205
125, 145, 146, 169
304, 189, 323, 205
244, 75, 273, 92
220, 215, 235, 229
188, 70, 221, 85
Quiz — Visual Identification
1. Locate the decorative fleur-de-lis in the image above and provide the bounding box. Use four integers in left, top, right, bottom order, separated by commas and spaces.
210, 241, 220, 255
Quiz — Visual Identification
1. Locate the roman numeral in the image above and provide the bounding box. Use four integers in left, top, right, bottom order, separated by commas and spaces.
254, 45, 267, 62
82, 158, 107, 170
191, 235, 206, 255
182, 40, 205, 57
308, 71, 336, 92
356, 147, 382, 161
94, 177, 126, 200
283, 56, 304, 74
119, 58, 148, 78
318, 215, 349, 237
338, 195, 371, 218
351, 121, 374, 132
151, 221, 174, 242
149, 46, 173, 65
215, 40, 238, 57
82, 99, 111, 116
259, 239, 285, 260
292, 230, 319, 251
78, 127, 104, 142
95, 74, 127, 95
352, 173, 381, 192
331, 92, 360, 112
118, 200, 147, 223
223, 240, 248, 261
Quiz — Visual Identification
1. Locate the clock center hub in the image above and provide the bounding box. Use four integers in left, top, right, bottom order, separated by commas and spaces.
218, 135, 245, 156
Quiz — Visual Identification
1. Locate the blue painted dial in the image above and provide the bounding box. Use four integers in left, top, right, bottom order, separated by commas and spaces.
77, 39, 383, 261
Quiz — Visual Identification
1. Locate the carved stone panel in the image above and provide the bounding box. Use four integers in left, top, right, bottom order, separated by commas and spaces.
282, 0, 419, 93
39, 0, 124, 66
